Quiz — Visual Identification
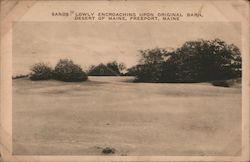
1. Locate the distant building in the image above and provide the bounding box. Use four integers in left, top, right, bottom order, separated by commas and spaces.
88, 64, 120, 76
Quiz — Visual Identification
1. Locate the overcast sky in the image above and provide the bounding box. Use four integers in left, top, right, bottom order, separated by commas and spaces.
13, 22, 241, 75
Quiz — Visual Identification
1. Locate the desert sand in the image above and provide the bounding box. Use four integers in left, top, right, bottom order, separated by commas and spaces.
13, 76, 241, 155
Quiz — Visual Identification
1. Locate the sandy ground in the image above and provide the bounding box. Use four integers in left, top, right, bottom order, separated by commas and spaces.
13, 76, 241, 156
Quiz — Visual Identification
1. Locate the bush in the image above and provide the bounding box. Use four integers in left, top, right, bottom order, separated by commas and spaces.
29, 63, 53, 81
102, 147, 115, 154
53, 59, 87, 82
211, 80, 231, 87
12, 74, 29, 79
211, 78, 241, 87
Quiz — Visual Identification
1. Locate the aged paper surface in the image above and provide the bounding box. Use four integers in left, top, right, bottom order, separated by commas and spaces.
1, 0, 249, 161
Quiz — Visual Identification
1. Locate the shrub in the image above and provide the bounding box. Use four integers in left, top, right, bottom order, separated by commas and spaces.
102, 147, 115, 154
12, 74, 29, 79
88, 63, 119, 76
211, 80, 231, 87
29, 63, 53, 81
53, 59, 87, 82
211, 78, 241, 87
88, 61, 126, 76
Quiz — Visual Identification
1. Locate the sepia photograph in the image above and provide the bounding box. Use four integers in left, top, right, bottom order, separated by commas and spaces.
0, 0, 249, 162
12, 22, 242, 156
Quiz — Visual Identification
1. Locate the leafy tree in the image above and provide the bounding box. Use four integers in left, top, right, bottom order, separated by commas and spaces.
29, 62, 53, 81
89, 61, 126, 76
118, 62, 126, 73
133, 39, 241, 83
106, 61, 126, 75
138, 48, 171, 65
126, 66, 139, 76
53, 59, 88, 82
169, 39, 241, 82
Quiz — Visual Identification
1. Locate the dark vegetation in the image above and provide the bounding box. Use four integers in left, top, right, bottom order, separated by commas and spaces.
211, 78, 241, 88
15, 38, 241, 86
30, 63, 53, 81
53, 59, 88, 82
88, 61, 126, 76
211, 80, 231, 87
88, 63, 119, 76
12, 74, 29, 79
28, 59, 87, 82
127, 39, 241, 83
102, 147, 116, 154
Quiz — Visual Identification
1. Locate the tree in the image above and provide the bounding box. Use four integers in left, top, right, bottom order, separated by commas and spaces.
29, 62, 53, 81
138, 48, 171, 65
126, 66, 138, 76
88, 61, 126, 76
133, 39, 241, 83
106, 61, 126, 75
118, 62, 126, 73
53, 59, 88, 82
88, 63, 119, 76
169, 39, 242, 82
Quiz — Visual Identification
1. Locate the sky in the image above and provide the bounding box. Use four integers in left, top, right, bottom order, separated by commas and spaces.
13, 22, 241, 75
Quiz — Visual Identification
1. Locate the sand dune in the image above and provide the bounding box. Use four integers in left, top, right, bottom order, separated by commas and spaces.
13, 77, 241, 155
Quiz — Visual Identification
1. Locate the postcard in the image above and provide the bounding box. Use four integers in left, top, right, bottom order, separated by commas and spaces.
1, 0, 249, 161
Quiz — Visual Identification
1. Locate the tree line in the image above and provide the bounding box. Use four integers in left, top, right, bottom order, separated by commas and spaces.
127, 38, 241, 83
14, 38, 241, 83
